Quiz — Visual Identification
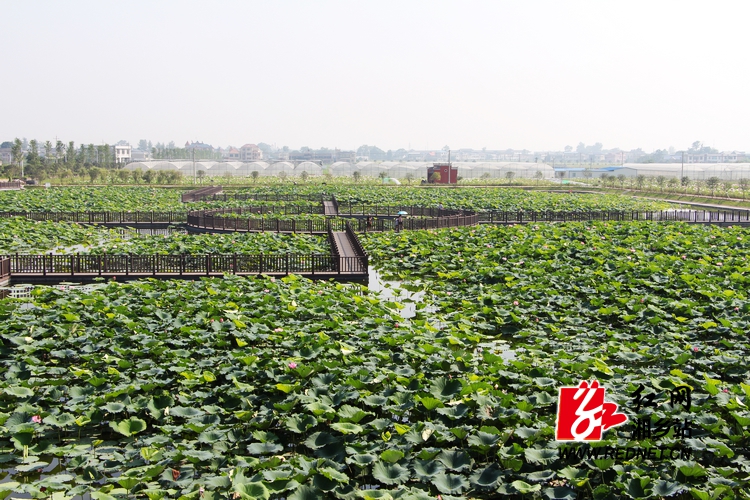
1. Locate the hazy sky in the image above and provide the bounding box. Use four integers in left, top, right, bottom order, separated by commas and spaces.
3, 1, 748, 152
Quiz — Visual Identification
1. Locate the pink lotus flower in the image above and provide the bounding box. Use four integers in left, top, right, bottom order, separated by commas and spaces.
274, 328, 283, 333
288, 362, 297, 369
513, 301, 519, 306
693, 347, 699, 352
31, 415, 42, 423
394, 323, 400, 328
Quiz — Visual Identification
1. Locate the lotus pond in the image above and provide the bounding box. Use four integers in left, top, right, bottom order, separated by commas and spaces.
0, 220, 330, 256
1, 187, 749, 499
0, 186, 671, 213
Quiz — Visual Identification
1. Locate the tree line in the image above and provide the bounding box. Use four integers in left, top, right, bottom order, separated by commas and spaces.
0, 138, 192, 184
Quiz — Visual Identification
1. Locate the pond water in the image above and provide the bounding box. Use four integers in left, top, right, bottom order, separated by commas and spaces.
367, 268, 432, 319
367, 268, 516, 360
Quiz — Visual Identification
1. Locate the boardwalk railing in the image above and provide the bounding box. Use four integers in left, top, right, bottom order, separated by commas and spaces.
187, 206, 480, 233
0, 181, 23, 190
479, 209, 750, 224
0, 211, 188, 224
189, 204, 325, 217
181, 186, 223, 202
3, 253, 368, 277
187, 213, 346, 233
346, 222, 369, 258
0, 257, 10, 281
194, 193, 330, 203
1, 208, 747, 229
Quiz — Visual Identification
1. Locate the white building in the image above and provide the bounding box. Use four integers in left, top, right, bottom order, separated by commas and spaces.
240, 144, 263, 161
114, 143, 131, 164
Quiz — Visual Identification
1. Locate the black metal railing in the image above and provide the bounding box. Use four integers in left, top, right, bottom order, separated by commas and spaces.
0, 211, 188, 224
478, 209, 750, 224
0, 257, 10, 281
194, 193, 329, 203
3, 253, 368, 277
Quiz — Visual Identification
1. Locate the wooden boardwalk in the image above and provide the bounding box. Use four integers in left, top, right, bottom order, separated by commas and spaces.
323, 200, 338, 216
2, 253, 369, 285
331, 232, 361, 273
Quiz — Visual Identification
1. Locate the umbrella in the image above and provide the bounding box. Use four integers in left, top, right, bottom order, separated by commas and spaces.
397, 211, 408, 215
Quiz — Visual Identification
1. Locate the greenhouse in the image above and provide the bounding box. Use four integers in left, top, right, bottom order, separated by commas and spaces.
235, 162, 268, 176
387, 164, 419, 179
122, 160, 557, 179
263, 161, 295, 177
151, 161, 180, 172
616, 163, 750, 180
328, 161, 359, 177
294, 161, 324, 176
358, 162, 391, 178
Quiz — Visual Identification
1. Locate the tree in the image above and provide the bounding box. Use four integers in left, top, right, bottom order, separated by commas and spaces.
617, 174, 626, 188
667, 177, 678, 192
66, 141, 75, 164
534, 170, 544, 185
131, 168, 143, 184
59, 168, 72, 182
429, 172, 441, 183
739, 178, 749, 199
196, 170, 205, 184
44, 141, 52, 166
168, 171, 183, 184
722, 181, 732, 197
11, 138, 23, 175
636, 175, 646, 190
656, 175, 666, 192
137, 139, 149, 151
404, 173, 414, 185
55, 140, 64, 164
26, 140, 42, 177
600, 173, 610, 187
251, 170, 259, 183
278, 171, 287, 182
564, 145, 572, 153
706, 176, 720, 197
300, 171, 309, 181
505, 171, 515, 185
681, 176, 690, 193
353, 171, 362, 183
88, 167, 101, 184
143, 169, 155, 184
102, 144, 112, 168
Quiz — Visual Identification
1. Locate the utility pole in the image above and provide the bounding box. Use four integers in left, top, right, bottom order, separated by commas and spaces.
681, 151, 684, 180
